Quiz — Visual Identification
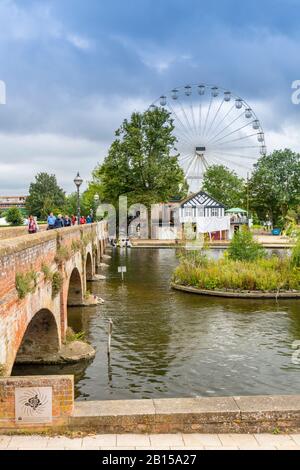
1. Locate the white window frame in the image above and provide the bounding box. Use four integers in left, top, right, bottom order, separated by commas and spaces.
197, 207, 204, 217
211, 208, 219, 217
184, 207, 192, 217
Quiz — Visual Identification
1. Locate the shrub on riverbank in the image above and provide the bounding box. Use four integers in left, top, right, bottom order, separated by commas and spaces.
173, 255, 300, 292
291, 236, 300, 268
228, 227, 266, 262
173, 228, 300, 293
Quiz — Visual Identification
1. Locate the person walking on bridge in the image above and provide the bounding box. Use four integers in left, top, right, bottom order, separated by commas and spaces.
47, 212, 56, 230
54, 214, 64, 229
27, 215, 37, 234
64, 215, 71, 227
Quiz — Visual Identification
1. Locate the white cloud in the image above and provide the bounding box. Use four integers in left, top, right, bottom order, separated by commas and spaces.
66, 34, 92, 51
0, 94, 150, 194
111, 33, 193, 74
0, 133, 106, 194
0, 0, 91, 51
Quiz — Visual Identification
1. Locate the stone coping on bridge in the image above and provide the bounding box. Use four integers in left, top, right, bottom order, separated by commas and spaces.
171, 283, 300, 299
0, 223, 99, 257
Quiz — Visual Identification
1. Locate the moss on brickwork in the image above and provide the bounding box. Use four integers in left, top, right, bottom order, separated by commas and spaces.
15, 270, 37, 299
55, 246, 71, 264
52, 271, 64, 298
92, 243, 97, 258
71, 239, 82, 254
82, 232, 93, 247
41, 263, 53, 281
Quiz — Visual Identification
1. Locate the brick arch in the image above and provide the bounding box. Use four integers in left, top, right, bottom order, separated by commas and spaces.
86, 252, 93, 281
13, 308, 60, 366
67, 267, 83, 307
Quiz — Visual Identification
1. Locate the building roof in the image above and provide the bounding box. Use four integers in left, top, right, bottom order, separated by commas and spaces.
179, 190, 225, 208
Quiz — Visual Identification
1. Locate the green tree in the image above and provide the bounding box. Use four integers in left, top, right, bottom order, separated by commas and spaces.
228, 227, 266, 262
202, 164, 246, 208
26, 173, 66, 219
63, 192, 89, 217
87, 107, 188, 232
249, 149, 300, 226
5, 207, 24, 226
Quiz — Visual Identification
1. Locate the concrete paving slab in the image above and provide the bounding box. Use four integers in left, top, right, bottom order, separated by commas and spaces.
46, 437, 82, 449
182, 433, 222, 447
149, 433, 184, 447
81, 434, 117, 448
291, 434, 300, 445
0, 436, 12, 448
117, 434, 151, 447
171, 446, 204, 450
218, 433, 258, 447
204, 446, 239, 450
254, 433, 295, 446
8, 435, 49, 450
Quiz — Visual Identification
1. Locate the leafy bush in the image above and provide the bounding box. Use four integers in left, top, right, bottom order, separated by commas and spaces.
5, 207, 24, 226
291, 236, 300, 268
177, 249, 209, 268
228, 228, 266, 262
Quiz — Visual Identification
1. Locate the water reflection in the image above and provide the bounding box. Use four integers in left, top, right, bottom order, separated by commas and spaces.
13, 248, 300, 400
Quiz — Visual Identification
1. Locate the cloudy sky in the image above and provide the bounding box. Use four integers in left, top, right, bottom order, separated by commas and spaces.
0, 0, 299, 194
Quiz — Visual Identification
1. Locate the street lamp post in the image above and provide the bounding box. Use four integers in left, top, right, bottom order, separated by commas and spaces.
94, 194, 100, 221
74, 172, 83, 225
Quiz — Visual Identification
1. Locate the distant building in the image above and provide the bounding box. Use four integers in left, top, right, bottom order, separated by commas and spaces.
0, 196, 27, 211
226, 207, 250, 237
128, 190, 236, 241
178, 190, 230, 241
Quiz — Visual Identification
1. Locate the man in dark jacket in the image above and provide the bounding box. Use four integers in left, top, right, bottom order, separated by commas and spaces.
54, 214, 64, 229
64, 215, 71, 227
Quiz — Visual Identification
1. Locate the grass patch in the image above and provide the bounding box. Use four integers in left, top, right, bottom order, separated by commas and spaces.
52, 271, 63, 298
15, 270, 37, 299
71, 239, 82, 254
173, 255, 300, 292
173, 232, 300, 293
41, 263, 52, 281
84, 290, 91, 301
82, 233, 93, 247
65, 327, 86, 343
55, 246, 71, 264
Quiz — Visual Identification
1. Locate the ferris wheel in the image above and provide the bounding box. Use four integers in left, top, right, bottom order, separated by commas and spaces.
150, 83, 266, 193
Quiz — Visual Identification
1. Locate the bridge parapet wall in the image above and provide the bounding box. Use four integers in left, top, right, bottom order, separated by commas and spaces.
0, 222, 108, 376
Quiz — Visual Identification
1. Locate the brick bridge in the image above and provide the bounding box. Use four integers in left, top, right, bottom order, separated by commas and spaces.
0, 222, 108, 376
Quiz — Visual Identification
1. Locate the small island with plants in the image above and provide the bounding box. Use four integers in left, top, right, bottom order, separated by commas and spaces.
172, 229, 300, 298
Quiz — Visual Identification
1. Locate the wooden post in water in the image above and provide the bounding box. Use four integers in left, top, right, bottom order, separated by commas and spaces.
107, 319, 113, 356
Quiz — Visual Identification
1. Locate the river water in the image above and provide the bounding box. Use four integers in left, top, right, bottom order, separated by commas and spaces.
14, 248, 300, 400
